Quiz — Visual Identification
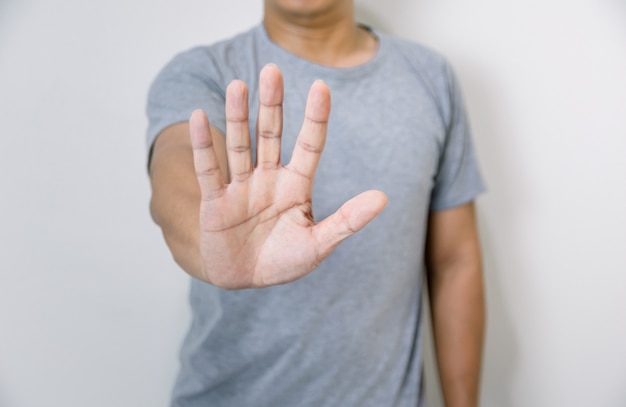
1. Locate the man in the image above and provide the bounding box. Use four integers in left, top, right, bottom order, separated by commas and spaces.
147, 0, 485, 406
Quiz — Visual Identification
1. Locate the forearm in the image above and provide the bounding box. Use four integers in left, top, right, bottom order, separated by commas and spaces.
424, 202, 485, 407
148, 120, 229, 281
428, 260, 485, 407
150, 144, 205, 279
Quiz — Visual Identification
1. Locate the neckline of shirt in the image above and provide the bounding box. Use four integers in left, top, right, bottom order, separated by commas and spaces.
255, 23, 387, 80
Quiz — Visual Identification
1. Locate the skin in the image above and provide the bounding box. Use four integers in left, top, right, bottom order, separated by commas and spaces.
426, 202, 485, 407
149, 0, 484, 405
263, 0, 378, 67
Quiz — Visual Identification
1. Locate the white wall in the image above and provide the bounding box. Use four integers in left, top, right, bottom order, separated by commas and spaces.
0, 1, 624, 406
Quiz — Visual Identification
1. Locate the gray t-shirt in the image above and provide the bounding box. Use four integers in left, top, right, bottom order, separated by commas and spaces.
147, 24, 484, 407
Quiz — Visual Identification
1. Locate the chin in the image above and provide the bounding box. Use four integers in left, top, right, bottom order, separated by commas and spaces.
266, 0, 346, 19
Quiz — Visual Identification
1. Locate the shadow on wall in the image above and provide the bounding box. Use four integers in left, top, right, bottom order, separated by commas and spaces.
477, 209, 519, 407
459, 46, 531, 407
356, 2, 521, 406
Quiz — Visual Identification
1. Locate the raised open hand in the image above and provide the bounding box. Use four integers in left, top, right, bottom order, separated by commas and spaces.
190, 64, 387, 289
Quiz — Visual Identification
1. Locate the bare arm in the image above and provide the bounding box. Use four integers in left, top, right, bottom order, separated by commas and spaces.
149, 121, 227, 279
148, 64, 387, 289
425, 202, 485, 407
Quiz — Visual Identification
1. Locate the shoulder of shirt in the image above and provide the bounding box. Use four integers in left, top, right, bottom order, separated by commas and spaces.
373, 30, 458, 129
376, 31, 451, 75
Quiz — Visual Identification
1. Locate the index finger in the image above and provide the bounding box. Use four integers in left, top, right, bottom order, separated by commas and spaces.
287, 80, 330, 180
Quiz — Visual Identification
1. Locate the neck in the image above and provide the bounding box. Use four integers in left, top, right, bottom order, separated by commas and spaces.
263, 4, 377, 68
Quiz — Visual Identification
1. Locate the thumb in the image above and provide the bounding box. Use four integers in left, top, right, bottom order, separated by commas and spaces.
312, 190, 388, 258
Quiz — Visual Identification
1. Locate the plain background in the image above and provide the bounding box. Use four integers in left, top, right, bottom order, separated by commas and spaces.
1, 0, 625, 406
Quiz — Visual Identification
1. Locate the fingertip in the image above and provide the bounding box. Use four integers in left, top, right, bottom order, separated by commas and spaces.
311, 79, 330, 96
313, 189, 388, 253
305, 80, 331, 121
262, 63, 282, 75
227, 79, 248, 97
374, 190, 388, 209
259, 63, 284, 105
226, 80, 249, 121
189, 109, 207, 133
190, 109, 206, 123
189, 112, 212, 148
345, 190, 388, 231
360, 190, 388, 216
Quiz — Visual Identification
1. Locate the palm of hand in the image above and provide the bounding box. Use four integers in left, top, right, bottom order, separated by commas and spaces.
190, 65, 387, 289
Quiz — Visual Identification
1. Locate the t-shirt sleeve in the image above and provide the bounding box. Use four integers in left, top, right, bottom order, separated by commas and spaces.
429, 63, 486, 211
145, 48, 227, 158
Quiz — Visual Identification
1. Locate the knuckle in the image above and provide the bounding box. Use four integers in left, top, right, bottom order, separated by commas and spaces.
259, 129, 280, 139
298, 140, 322, 154
196, 166, 220, 177
229, 145, 250, 153
257, 160, 279, 170
231, 170, 251, 182
338, 207, 357, 234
